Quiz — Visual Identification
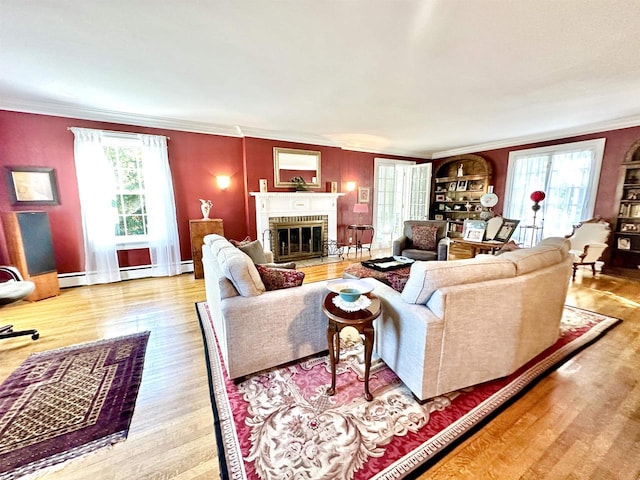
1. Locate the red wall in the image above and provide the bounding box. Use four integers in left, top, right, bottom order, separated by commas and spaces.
433, 125, 640, 224
0, 110, 421, 274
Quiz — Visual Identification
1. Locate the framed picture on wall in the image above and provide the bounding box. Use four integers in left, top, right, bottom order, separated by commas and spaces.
6, 166, 60, 205
358, 187, 370, 203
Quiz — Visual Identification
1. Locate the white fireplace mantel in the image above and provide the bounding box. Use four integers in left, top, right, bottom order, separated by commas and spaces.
250, 192, 345, 251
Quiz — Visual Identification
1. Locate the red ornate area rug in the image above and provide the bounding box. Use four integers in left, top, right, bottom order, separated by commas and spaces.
0, 332, 150, 480
196, 303, 620, 480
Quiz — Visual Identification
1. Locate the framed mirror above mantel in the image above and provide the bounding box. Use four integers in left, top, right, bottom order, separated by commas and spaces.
274, 147, 321, 189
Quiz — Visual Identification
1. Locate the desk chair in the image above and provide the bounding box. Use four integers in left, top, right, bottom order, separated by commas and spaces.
0, 266, 39, 340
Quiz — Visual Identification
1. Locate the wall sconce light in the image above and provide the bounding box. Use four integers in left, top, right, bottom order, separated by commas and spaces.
346, 181, 356, 192
217, 175, 230, 190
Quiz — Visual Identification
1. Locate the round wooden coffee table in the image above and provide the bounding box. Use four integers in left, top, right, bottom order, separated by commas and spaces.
322, 292, 382, 401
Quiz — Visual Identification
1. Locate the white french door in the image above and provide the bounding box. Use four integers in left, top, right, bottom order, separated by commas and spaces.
372, 159, 431, 248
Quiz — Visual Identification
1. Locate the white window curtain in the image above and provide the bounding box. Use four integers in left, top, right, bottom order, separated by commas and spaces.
71, 127, 121, 284
71, 128, 182, 283
504, 138, 605, 244
138, 134, 182, 277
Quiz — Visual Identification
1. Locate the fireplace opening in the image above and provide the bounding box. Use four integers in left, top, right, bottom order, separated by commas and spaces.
269, 215, 328, 261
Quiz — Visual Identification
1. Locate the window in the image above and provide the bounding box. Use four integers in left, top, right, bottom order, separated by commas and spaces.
71, 127, 181, 284
504, 138, 605, 244
372, 159, 431, 248
104, 140, 148, 244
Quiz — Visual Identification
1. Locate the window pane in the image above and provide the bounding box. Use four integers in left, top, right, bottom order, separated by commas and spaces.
125, 215, 146, 236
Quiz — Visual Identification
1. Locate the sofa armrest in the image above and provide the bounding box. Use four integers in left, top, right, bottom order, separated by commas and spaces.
392, 236, 408, 256
264, 251, 274, 263
437, 237, 450, 261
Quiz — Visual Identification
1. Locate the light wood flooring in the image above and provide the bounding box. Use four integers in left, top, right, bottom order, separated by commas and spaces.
1, 256, 639, 480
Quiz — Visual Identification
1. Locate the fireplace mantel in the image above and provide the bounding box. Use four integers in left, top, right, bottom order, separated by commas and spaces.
250, 192, 345, 252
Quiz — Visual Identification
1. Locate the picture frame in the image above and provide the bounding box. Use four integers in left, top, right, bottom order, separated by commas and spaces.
456, 180, 468, 191
435, 194, 446, 202
464, 228, 485, 242
434, 214, 444, 220
358, 187, 370, 203
448, 181, 457, 191
620, 223, 638, 232
6, 166, 60, 205
494, 218, 520, 242
617, 237, 631, 250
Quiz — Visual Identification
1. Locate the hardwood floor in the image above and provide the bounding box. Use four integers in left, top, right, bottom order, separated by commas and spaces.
1, 260, 638, 479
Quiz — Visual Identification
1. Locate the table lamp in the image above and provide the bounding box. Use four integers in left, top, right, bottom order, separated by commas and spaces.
353, 203, 369, 224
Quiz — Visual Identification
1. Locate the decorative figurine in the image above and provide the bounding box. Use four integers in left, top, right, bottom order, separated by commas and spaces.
457, 164, 464, 177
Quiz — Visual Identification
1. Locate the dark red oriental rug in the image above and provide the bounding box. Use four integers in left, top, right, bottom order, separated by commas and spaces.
196, 302, 621, 480
0, 332, 150, 480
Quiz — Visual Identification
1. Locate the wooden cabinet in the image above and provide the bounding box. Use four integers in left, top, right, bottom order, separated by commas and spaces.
431, 154, 493, 237
604, 140, 640, 279
189, 219, 224, 279
1, 211, 60, 301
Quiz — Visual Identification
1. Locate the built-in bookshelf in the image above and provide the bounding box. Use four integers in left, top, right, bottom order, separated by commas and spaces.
431, 154, 493, 237
604, 139, 640, 279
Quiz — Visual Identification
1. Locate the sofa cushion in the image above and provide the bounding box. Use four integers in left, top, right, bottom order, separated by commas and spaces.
217, 247, 266, 297
401, 256, 516, 304
499, 245, 562, 275
255, 265, 305, 291
411, 224, 438, 251
218, 277, 239, 299
538, 237, 571, 257
237, 240, 268, 264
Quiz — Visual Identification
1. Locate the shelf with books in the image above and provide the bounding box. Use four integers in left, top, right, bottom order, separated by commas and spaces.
605, 139, 640, 278
431, 154, 493, 237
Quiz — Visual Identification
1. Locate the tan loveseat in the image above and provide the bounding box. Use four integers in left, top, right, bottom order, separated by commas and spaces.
362, 237, 574, 402
202, 234, 328, 379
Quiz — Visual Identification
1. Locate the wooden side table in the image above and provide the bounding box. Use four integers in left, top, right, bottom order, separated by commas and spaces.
346, 224, 375, 259
189, 219, 224, 279
322, 292, 382, 401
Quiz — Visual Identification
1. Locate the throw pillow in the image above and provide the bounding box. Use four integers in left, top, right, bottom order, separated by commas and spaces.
237, 240, 268, 264
411, 225, 439, 251
496, 240, 521, 255
229, 236, 252, 247
261, 262, 296, 269
255, 265, 305, 291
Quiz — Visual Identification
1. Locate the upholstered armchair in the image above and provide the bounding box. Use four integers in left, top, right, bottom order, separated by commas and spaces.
392, 220, 449, 261
565, 217, 611, 280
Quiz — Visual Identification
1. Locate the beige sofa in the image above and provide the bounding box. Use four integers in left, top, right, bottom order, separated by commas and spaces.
202, 234, 328, 379
362, 237, 574, 402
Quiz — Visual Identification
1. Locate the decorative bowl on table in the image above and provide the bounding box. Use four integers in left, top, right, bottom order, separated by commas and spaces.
327, 279, 373, 303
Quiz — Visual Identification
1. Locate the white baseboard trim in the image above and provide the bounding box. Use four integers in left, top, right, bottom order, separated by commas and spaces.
58, 261, 194, 288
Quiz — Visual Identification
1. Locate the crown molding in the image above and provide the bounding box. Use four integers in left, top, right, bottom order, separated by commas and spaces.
431, 114, 640, 159
0, 98, 243, 137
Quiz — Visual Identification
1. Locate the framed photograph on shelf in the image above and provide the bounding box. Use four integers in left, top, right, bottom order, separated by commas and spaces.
357, 187, 370, 203
494, 218, 520, 242
6, 166, 60, 205
617, 237, 631, 250
620, 223, 639, 232
435, 194, 446, 202
464, 227, 485, 242
456, 180, 468, 191
434, 214, 444, 220
448, 181, 457, 191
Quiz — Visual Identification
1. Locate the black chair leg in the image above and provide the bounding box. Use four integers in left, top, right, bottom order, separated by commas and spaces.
0, 325, 39, 341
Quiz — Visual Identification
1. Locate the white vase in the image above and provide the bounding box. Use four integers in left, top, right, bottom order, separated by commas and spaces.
201, 204, 210, 219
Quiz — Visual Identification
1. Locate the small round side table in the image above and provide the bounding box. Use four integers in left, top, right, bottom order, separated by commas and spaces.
322, 292, 382, 401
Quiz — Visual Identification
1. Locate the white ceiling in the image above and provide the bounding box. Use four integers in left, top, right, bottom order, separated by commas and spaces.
2, 0, 640, 159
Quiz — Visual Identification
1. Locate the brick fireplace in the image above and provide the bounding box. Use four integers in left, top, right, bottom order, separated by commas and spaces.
250, 192, 344, 261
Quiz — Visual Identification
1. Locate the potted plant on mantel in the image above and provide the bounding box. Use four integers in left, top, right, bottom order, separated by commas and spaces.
291, 176, 309, 191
